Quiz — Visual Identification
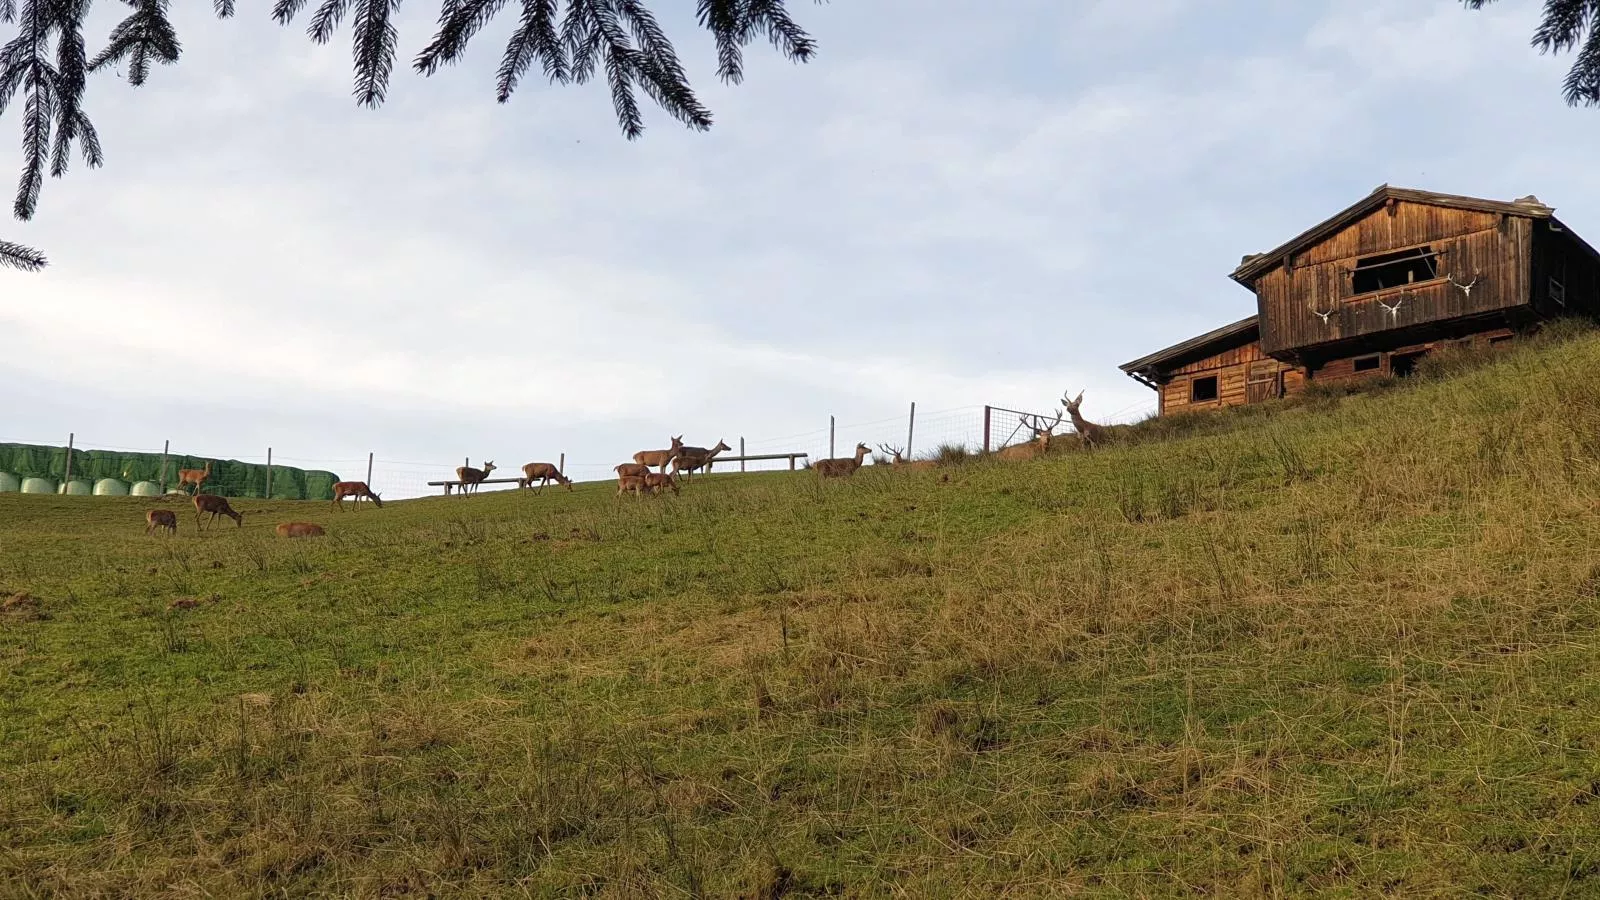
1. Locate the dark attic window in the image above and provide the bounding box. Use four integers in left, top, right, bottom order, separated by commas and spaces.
1191, 376, 1219, 402
1351, 246, 1439, 295
1353, 354, 1382, 373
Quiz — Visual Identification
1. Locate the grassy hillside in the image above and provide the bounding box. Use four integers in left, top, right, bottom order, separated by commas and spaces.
4, 334, 1600, 898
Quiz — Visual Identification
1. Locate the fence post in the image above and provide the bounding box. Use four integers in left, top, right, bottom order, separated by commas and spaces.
739, 437, 746, 472
907, 402, 916, 457
159, 440, 169, 493
829, 416, 835, 459
62, 432, 74, 492
559, 453, 565, 475
982, 406, 992, 454
265, 447, 273, 498
366, 451, 374, 486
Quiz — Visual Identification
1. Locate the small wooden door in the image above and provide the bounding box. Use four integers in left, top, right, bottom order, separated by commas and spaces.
1246, 361, 1283, 403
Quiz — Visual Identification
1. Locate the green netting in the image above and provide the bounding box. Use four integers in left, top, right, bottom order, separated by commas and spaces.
0, 443, 340, 500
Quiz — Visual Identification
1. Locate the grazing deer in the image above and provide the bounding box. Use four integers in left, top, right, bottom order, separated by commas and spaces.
994, 410, 1064, 461
815, 443, 872, 478
275, 522, 325, 538
145, 509, 177, 536
617, 474, 652, 497
455, 460, 496, 496
1063, 390, 1106, 449
876, 444, 938, 471
671, 440, 731, 479
177, 461, 212, 494
521, 462, 572, 493
614, 462, 651, 479
634, 436, 684, 474
331, 481, 383, 510
192, 493, 243, 530
643, 471, 680, 495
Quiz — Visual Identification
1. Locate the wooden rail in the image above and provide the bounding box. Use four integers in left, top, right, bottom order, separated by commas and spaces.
426, 477, 525, 496
704, 453, 809, 472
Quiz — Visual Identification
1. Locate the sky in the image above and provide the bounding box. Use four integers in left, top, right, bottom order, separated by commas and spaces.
5, 0, 1600, 496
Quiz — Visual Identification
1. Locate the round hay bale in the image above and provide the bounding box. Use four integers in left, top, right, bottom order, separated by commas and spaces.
0, 472, 19, 493
93, 478, 130, 496
20, 477, 56, 494
59, 480, 92, 496
130, 481, 163, 497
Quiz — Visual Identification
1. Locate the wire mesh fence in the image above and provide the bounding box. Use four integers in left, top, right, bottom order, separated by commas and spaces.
1, 398, 1157, 503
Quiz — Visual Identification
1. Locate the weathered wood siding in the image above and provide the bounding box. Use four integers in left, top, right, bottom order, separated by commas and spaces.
1158, 340, 1299, 414
1256, 202, 1532, 356
1531, 223, 1600, 318
1306, 328, 1516, 384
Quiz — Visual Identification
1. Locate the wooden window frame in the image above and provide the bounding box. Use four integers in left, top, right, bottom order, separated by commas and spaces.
1190, 375, 1220, 403
1352, 353, 1383, 373
1346, 245, 1445, 299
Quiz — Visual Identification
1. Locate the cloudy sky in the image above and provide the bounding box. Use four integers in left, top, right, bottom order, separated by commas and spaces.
4, 0, 1600, 495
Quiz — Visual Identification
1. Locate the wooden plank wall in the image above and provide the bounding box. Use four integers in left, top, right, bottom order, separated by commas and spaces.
1159, 340, 1300, 414
1255, 202, 1531, 355
1532, 224, 1600, 318
1307, 328, 1515, 384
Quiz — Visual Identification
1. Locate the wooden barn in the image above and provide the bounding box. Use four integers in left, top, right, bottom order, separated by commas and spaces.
1122, 186, 1600, 414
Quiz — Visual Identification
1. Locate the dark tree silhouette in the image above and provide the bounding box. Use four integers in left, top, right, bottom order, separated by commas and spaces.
1466, 0, 1600, 106
0, 0, 818, 271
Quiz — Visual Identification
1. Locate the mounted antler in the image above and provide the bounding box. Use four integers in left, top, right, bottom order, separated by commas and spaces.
1376, 292, 1408, 320
1312, 305, 1334, 325
1447, 272, 1481, 298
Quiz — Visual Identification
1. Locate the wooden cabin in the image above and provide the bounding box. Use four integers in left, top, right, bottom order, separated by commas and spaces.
1122, 185, 1600, 413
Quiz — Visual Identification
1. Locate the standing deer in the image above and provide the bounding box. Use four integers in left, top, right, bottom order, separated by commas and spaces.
521, 462, 573, 493
193, 493, 243, 530
455, 460, 496, 496
1063, 390, 1106, 449
815, 443, 872, 478
145, 509, 178, 536
634, 436, 684, 474
617, 474, 652, 497
671, 440, 732, 479
177, 461, 212, 494
643, 471, 680, 495
331, 481, 383, 510
994, 410, 1064, 461
614, 462, 651, 479
876, 444, 938, 471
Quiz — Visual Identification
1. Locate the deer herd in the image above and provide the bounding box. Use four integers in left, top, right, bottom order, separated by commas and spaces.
138, 388, 1106, 536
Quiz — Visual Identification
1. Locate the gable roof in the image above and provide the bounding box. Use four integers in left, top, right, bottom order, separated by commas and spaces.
1119, 315, 1259, 387
1229, 185, 1560, 287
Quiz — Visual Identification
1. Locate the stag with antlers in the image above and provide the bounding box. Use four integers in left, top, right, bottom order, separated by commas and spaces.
876, 444, 937, 471
1063, 390, 1106, 449
994, 409, 1064, 461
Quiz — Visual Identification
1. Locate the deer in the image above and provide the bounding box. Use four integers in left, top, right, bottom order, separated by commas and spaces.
193, 493, 243, 530
145, 509, 178, 536
643, 471, 680, 495
634, 436, 684, 474
276, 522, 325, 538
671, 440, 732, 479
994, 410, 1064, 461
177, 461, 212, 494
331, 481, 383, 510
614, 462, 652, 479
815, 443, 872, 478
876, 444, 938, 471
1063, 390, 1107, 449
617, 474, 652, 497
521, 462, 573, 493
455, 460, 496, 496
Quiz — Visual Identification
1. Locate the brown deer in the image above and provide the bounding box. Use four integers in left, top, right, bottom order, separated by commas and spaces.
193, 493, 243, 530
994, 410, 1064, 461
1062, 390, 1106, 449
643, 471, 680, 495
876, 444, 938, 471
614, 462, 651, 479
634, 436, 684, 474
455, 460, 496, 496
521, 462, 573, 493
177, 461, 212, 494
815, 443, 872, 478
617, 474, 652, 497
276, 522, 325, 538
331, 481, 383, 510
145, 509, 178, 536
671, 439, 731, 479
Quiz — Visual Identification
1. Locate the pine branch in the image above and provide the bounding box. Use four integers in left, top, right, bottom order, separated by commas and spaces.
307, 0, 354, 44
88, 0, 182, 85
0, 236, 47, 270
0, 0, 15, 25
489, 0, 565, 102
349, 0, 401, 107
214, 0, 235, 19
1466, 0, 1600, 106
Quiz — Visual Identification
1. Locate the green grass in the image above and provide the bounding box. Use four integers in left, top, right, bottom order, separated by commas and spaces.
6, 333, 1600, 897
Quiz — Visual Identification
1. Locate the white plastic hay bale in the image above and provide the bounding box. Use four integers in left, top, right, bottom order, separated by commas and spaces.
20, 477, 56, 494
93, 478, 130, 496
130, 481, 163, 497
60, 480, 92, 496
0, 472, 18, 492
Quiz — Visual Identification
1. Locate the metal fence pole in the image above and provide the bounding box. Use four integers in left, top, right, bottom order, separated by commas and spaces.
366, 452, 374, 486
559, 453, 565, 475
829, 416, 835, 459
982, 406, 992, 454
265, 447, 273, 498
907, 402, 916, 456
740, 437, 746, 472
159, 440, 169, 492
